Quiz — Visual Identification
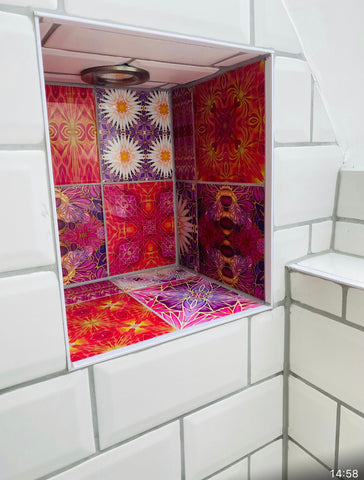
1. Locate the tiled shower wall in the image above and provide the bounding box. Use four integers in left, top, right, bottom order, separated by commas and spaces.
0, 1, 345, 479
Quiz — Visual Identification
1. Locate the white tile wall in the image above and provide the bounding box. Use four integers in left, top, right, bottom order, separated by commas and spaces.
311, 220, 333, 253
183, 376, 282, 480
250, 307, 284, 382
273, 225, 309, 302
289, 376, 337, 467
335, 221, 364, 256
209, 459, 248, 480
250, 440, 282, 480
346, 288, 364, 327
338, 407, 364, 469
274, 146, 342, 226
312, 84, 336, 142
337, 170, 364, 221
290, 271, 342, 316
288, 441, 329, 480
290, 305, 364, 412
254, 0, 301, 53
50, 422, 181, 480
0, 371, 95, 480
0, 272, 65, 390
1, 0, 56, 6
0, 12, 44, 144
64, 0, 250, 44
94, 320, 248, 448
0, 150, 55, 273
274, 57, 311, 142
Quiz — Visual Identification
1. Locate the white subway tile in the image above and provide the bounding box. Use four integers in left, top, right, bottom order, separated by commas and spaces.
335, 221, 364, 256
0, 150, 55, 273
290, 305, 364, 412
290, 272, 342, 316
274, 57, 311, 142
339, 407, 364, 469
209, 459, 248, 480
254, 0, 301, 53
250, 440, 282, 480
273, 226, 309, 302
64, 0, 250, 44
0, 12, 44, 144
50, 422, 180, 480
274, 146, 341, 226
346, 288, 364, 327
337, 170, 364, 221
288, 441, 329, 480
94, 320, 248, 448
0, 371, 95, 480
184, 376, 282, 480
0, 272, 66, 390
311, 221, 333, 253
1, 0, 56, 6
312, 84, 336, 142
289, 376, 337, 467
251, 307, 284, 382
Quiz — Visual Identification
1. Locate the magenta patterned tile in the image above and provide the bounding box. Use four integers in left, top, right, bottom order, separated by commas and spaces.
131, 276, 261, 329
197, 184, 265, 300
176, 181, 198, 271
64, 280, 121, 305
172, 87, 196, 181
112, 266, 193, 292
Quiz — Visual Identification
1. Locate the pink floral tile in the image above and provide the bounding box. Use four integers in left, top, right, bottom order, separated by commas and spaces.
131, 276, 261, 329
112, 266, 193, 292
64, 280, 121, 305
176, 181, 198, 271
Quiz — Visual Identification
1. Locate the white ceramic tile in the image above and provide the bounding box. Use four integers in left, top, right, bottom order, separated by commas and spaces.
346, 288, 364, 327
50, 422, 180, 480
311, 221, 333, 253
64, 0, 250, 44
273, 225, 309, 302
337, 170, 364, 221
2, 0, 56, 5
254, 0, 301, 53
312, 84, 336, 142
339, 407, 364, 469
209, 459, 248, 480
94, 320, 248, 448
0, 272, 65, 390
0, 371, 95, 480
335, 221, 364, 256
274, 146, 341, 226
274, 57, 311, 142
184, 376, 282, 480
250, 440, 282, 480
288, 441, 329, 480
290, 272, 342, 316
289, 376, 337, 467
0, 150, 55, 273
290, 304, 364, 412
251, 307, 284, 382
0, 12, 44, 144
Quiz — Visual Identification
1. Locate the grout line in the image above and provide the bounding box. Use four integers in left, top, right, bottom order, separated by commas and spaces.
334, 403, 341, 470
249, 0, 255, 46
0, 264, 58, 280
87, 367, 101, 451
274, 216, 333, 231
0, 368, 70, 396
336, 216, 364, 225
330, 169, 342, 249
196, 180, 264, 187
180, 418, 186, 479
310, 75, 315, 142
247, 316, 252, 385
274, 141, 338, 148
308, 223, 312, 254
288, 437, 331, 471
248, 454, 251, 480
341, 285, 348, 320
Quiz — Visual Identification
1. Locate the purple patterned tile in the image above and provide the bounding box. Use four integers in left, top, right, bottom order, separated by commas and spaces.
176, 181, 198, 271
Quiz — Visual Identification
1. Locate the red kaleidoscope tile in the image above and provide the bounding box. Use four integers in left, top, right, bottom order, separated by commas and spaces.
104, 181, 176, 275
131, 276, 261, 330
66, 292, 177, 362
64, 280, 121, 305
46, 84, 100, 185
193, 60, 265, 183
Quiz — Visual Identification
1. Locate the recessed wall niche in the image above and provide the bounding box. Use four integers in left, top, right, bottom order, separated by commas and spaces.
37, 15, 272, 368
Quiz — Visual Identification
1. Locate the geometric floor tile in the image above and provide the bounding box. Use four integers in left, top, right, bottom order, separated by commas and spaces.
64, 280, 122, 305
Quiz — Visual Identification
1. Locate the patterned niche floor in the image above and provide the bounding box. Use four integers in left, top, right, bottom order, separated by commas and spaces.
64, 266, 262, 363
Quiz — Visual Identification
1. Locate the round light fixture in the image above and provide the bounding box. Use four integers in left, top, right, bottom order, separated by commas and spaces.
81, 64, 150, 87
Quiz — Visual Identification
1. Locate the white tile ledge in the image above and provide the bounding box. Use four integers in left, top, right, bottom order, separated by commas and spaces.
288, 252, 364, 290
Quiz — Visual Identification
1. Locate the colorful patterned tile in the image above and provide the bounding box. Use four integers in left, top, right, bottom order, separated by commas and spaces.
66, 292, 176, 362
64, 280, 121, 305
96, 89, 173, 182
56, 185, 107, 285
132, 276, 261, 329
171, 87, 196, 180
112, 266, 193, 292
197, 183, 265, 300
194, 60, 265, 183
176, 181, 199, 271
46, 84, 100, 185
104, 181, 176, 275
